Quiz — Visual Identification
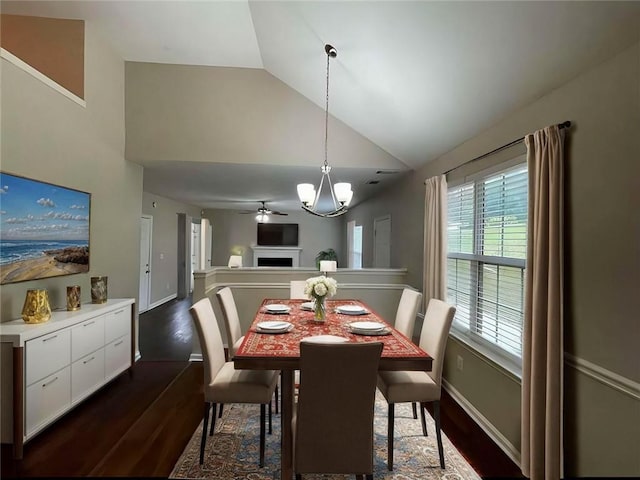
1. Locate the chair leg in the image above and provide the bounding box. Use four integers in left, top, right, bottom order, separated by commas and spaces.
295, 475, 302, 480
419, 401, 428, 436
268, 400, 273, 434
434, 401, 445, 469
365, 475, 373, 480
412, 401, 418, 419
387, 403, 394, 471
211, 403, 222, 435
200, 402, 210, 465
259, 404, 266, 467
275, 382, 279, 414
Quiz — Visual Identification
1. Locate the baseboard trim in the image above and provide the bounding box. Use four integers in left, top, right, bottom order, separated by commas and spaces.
442, 379, 522, 467
564, 353, 640, 401
144, 294, 178, 313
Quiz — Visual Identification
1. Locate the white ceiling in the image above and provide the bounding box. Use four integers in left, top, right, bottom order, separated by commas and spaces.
3, 1, 640, 213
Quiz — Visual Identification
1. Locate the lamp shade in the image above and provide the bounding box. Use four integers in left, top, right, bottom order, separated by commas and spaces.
297, 183, 316, 206
228, 255, 243, 268
334, 183, 352, 204
319, 260, 337, 273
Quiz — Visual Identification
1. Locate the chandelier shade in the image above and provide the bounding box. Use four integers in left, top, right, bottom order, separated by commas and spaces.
297, 44, 353, 218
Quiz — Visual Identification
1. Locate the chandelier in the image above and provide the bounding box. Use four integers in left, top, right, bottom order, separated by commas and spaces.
297, 44, 353, 218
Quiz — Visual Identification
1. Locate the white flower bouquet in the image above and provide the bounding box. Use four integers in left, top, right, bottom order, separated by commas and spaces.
304, 275, 338, 300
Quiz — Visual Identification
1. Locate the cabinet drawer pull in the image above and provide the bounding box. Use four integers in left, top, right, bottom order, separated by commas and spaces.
113, 309, 124, 315
114, 340, 124, 347
42, 376, 59, 388
83, 356, 95, 364
83, 321, 96, 327
42, 335, 58, 343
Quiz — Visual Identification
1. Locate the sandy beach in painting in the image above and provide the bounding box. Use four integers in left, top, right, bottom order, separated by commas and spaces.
0, 248, 89, 284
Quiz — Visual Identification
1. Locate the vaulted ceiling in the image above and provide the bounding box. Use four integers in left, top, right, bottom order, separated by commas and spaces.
3, 1, 640, 212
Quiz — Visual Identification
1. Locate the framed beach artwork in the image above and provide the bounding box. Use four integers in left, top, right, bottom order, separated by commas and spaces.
0, 172, 90, 285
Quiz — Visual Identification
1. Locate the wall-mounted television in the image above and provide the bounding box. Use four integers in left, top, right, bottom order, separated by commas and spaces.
257, 223, 299, 246
0, 172, 91, 284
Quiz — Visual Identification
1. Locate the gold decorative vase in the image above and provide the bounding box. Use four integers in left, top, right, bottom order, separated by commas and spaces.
67, 285, 81, 311
21, 289, 52, 324
91, 276, 108, 304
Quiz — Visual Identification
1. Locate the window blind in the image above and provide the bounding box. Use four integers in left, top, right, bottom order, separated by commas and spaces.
447, 164, 527, 359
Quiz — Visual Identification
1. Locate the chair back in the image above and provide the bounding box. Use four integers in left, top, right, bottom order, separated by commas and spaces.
289, 280, 307, 299
418, 298, 456, 387
189, 298, 226, 387
394, 288, 423, 340
294, 341, 383, 475
216, 287, 243, 357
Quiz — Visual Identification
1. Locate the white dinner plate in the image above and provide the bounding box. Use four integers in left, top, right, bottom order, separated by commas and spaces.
301, 335, 349, 344
256, 321, 293, 333
300, 301, 315, 311
336, 305, 367, 315
265, 304, 290, 313
348, 321, 385, 331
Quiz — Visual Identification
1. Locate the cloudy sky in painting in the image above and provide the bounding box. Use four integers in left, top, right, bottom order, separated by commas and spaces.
0, 173, 90, 241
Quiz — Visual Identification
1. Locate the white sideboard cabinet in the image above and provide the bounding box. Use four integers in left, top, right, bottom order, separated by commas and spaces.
0, 298, 135, 459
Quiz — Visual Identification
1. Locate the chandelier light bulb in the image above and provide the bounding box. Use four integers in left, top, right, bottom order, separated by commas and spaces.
297, 183, 316, 206
334, 182, 352, 204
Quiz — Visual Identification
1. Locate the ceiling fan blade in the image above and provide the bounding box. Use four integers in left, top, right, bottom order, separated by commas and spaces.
271, 211, 288, 216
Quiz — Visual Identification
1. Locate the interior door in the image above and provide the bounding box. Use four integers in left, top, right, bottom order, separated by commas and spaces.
139, 215, 152, 312
190, 222, 201, 292
373, 215, 391, 268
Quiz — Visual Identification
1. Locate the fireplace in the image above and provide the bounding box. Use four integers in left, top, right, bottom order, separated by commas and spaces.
251, 246, 302, 267
258, 257, 294, 267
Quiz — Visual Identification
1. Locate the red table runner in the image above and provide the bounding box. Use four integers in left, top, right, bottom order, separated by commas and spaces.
237, 299, 425, 359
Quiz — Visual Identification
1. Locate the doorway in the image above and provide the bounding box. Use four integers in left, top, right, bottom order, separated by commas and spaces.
373, 215, 391, 268
139, 215, 153, 313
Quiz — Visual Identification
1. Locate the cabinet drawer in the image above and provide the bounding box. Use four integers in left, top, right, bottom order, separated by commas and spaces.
71, 315, 105, 362
25, 366, 71, 437
25, 330, 71, 386
105, 307, 130, 344
105, 334, 130, 381
71, 349, 105, 404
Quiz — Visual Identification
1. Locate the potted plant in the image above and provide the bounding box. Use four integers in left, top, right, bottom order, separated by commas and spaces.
315, 248, 338, 269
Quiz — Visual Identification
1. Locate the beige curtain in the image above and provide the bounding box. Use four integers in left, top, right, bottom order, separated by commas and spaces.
423, 175, 447, 308
522, 125, 564, 480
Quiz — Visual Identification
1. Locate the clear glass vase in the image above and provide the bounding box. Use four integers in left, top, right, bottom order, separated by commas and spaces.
313, 296, 326, 322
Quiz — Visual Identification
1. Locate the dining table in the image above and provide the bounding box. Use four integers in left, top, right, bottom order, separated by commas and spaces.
233, 298, 433, 480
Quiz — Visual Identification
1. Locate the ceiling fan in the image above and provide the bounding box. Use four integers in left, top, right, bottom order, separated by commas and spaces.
239, 201, 288, 222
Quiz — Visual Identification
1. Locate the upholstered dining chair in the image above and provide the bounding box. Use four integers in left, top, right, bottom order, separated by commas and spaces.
289, 280, 308, 299
189, 297, 279, 467
377, 298, 456, 470
216, 286, 279, 415
294, 341, 383, 480
389, 288, 423, 420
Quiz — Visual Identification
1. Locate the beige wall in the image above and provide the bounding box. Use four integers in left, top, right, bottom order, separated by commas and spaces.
124, 61, 404, 171
204, 209, 344, 269
349, 42, 640, 476
1, 23, 143, 321
141, 192, 202, 306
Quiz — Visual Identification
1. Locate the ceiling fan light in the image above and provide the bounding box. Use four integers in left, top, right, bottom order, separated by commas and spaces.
256, 213, 269, 223
334, 182, 352, 204
297, 183, 316, 206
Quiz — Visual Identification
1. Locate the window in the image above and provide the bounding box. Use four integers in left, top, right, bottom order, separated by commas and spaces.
347, 220, 363, 269
447, 163, 527, 365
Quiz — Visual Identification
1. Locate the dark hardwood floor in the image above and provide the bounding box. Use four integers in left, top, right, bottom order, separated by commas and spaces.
1, 295, 523, 479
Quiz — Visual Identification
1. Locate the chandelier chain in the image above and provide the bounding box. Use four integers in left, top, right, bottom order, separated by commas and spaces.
324, 49, 330, 169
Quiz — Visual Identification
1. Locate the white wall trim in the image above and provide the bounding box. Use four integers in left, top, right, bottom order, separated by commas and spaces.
565, 353, 640, 401
189, 353, 203, 362
144, 293, 177, 313
442, 378, 522, 467
1, 48, 86, 107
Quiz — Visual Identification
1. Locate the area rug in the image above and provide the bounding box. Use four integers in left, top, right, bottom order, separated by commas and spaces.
170, 392, 481, 480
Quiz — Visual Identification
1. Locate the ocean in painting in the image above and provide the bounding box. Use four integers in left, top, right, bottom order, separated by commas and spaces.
0, 239, 89, 266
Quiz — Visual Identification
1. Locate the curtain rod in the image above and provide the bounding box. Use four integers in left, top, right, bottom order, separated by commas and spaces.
442, 120, 571, 176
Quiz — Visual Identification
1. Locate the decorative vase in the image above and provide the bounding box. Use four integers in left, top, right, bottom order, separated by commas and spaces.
21, 289, 52, 324
91, 276, 108, 304
313, 296, 326, 323
66, 285, 81, 311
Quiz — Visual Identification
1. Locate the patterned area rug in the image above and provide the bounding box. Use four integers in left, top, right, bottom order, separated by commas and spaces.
170, 392, 481, 480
